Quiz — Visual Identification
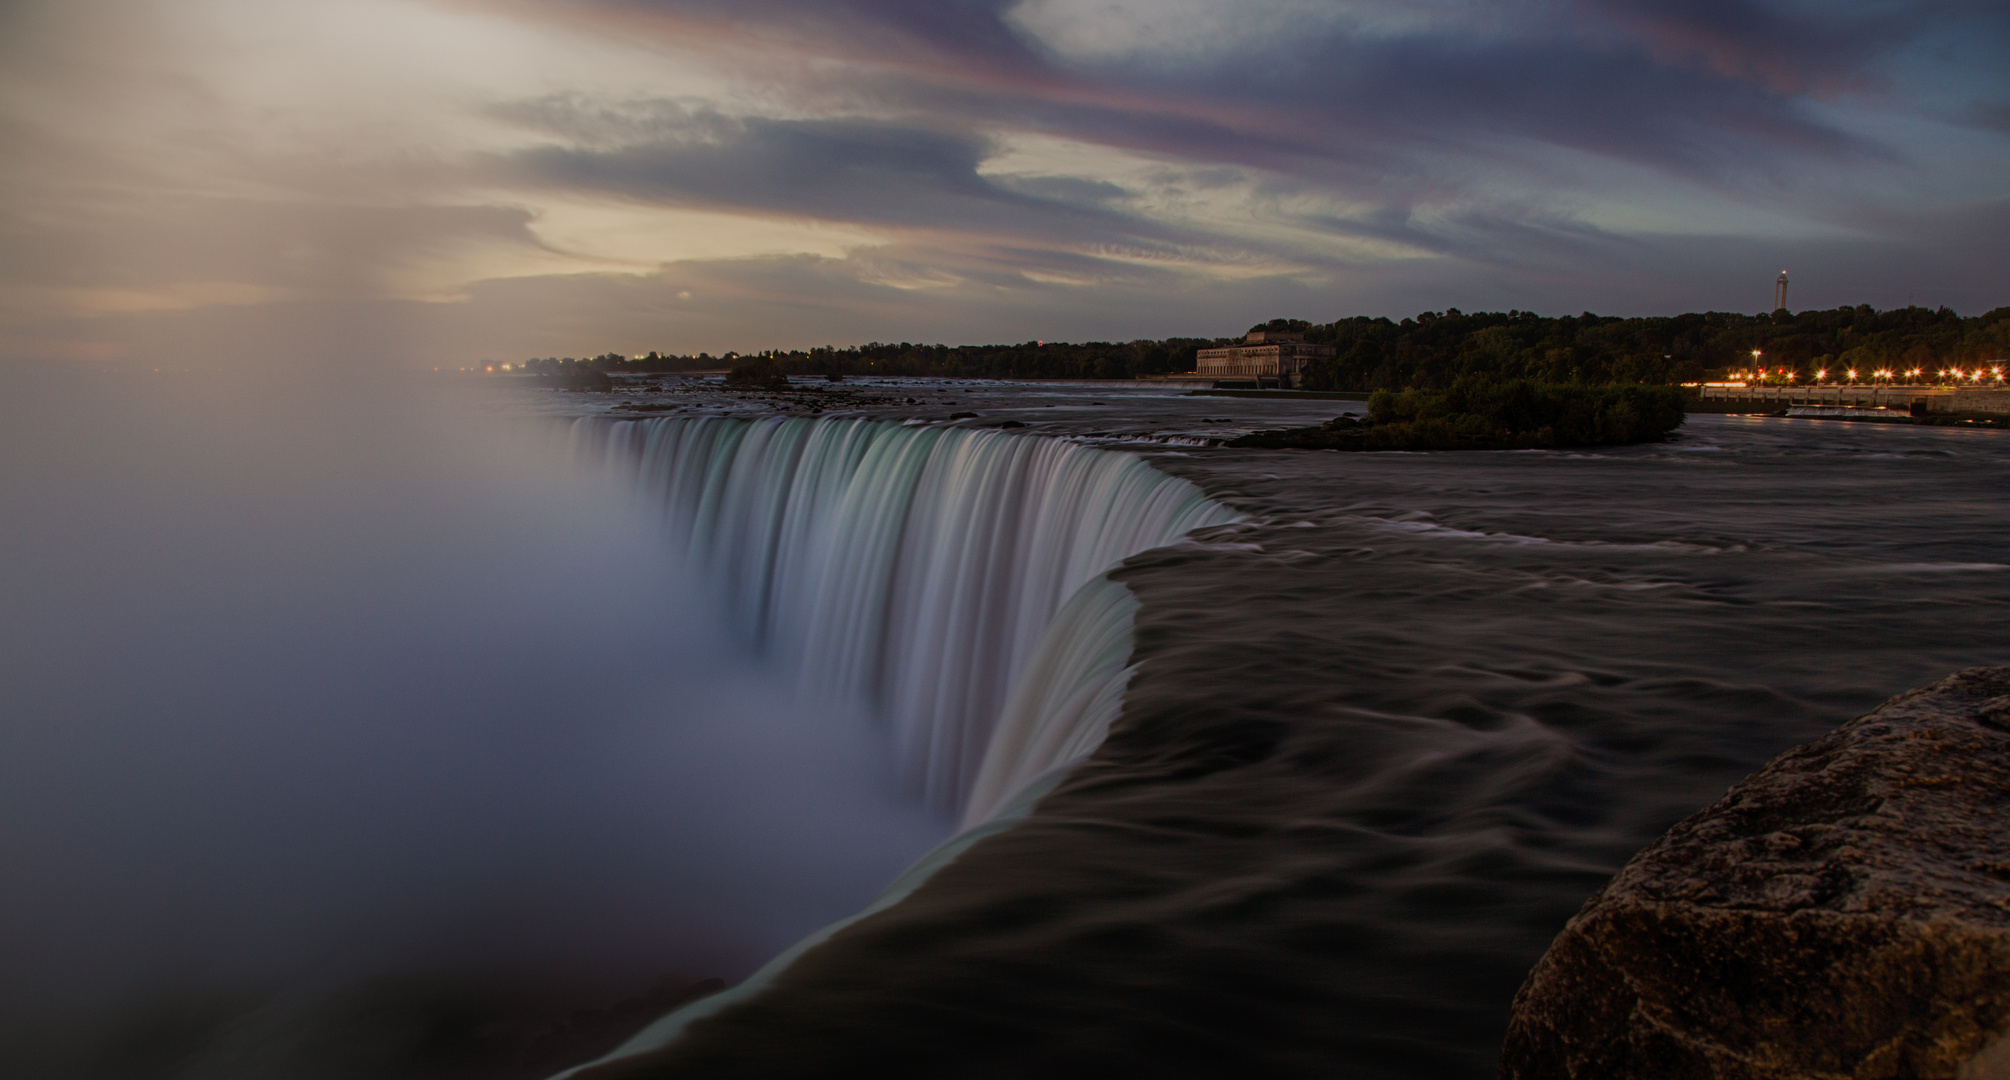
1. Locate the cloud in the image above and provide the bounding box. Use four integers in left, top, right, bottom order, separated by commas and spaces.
496, 104, 1019, 227
0, 0, 2004, 365
1573, 0, 1915, 95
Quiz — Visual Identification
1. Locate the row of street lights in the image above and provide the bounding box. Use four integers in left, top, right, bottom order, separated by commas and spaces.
1730, 350, 2006, 386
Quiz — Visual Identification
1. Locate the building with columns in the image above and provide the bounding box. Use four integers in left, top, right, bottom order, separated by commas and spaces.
1195, 330, 1335, 387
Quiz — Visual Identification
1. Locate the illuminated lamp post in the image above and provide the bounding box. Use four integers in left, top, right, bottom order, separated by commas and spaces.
1846, 369, 1859, 384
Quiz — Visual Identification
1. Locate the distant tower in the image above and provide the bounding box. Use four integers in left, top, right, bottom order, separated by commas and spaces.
1773, 270, 1789, 312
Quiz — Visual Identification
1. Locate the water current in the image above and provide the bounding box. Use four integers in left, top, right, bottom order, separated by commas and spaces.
563, 393, 2010, 1080
4, 367, 2005, 1079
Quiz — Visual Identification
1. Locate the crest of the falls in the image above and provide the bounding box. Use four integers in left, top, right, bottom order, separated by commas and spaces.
579, 415, 1237, 816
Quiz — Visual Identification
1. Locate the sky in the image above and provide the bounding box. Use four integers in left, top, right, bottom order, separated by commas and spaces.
1, 0, 2006, 365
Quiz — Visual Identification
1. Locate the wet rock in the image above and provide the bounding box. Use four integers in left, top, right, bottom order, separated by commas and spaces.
1502, 666, 2010, 1079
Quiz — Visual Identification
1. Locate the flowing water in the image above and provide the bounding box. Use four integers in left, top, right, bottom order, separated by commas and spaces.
559, 398, 2010, 1079
569, 415, 1236, 816
5, 368, 2006, 1079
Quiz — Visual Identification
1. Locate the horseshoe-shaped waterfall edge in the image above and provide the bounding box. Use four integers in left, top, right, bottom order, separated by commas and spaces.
563, 415, 1238, 1066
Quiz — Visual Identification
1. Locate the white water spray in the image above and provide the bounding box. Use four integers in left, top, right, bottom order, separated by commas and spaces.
579, 415, 1237, 819
555, 414, 1234, 1074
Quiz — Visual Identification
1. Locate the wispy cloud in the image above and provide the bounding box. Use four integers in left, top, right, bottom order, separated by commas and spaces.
0, 0, 2004, 363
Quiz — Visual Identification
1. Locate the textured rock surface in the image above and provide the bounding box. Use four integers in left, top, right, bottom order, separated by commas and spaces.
1502, 666, 2010, 1079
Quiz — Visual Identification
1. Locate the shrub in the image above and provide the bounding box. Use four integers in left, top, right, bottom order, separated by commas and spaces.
1230, 378, 1685, 451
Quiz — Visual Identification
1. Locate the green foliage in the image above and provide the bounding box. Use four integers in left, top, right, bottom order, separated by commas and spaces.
517, 339, 1228, 381
510, 305, 2010, 388
723, 355, 790, 390
1296, 305, 2010, 390
1229, 378, 1686, 451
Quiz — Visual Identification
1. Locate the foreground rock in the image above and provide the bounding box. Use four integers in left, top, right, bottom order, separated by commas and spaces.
1502, 666, 2010, 1079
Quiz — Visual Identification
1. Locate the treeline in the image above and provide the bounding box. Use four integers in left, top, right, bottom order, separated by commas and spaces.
515, 338, 1217, 381
1229, 379, 1686, 452
511, 304, 2009, 387
1293, 305, 2010, 390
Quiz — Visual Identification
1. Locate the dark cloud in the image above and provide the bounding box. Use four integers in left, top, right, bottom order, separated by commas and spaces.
1976, 101, 2010, 134
568, 0, 1040, 70
488, 100, 1232, 260
1573, 0, 1916, 94
4, 0, 2003, 364
529, 0, 1943, 186
500, 106, 1005, 224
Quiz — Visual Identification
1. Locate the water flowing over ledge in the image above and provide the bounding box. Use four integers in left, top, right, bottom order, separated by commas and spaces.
573, 414, 1237, 818
553, 415, 1234, 1074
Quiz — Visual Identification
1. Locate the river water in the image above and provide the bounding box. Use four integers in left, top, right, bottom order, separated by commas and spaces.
587, 396, 2010, 1078
5, 368, 2005, 1078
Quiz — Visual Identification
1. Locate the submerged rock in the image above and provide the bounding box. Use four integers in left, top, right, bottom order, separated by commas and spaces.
1502, 666, 2010, 1079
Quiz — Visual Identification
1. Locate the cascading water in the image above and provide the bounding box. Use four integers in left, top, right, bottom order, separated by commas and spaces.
575, 415, 1238, 818
548, 413, 1235, 1075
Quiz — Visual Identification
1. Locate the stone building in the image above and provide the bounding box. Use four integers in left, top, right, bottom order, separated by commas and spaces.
1195, 330, 1335, 387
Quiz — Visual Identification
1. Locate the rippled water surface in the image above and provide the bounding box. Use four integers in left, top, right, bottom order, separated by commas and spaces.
617, 407, 2010, 1079
8, 367, 2005, 1079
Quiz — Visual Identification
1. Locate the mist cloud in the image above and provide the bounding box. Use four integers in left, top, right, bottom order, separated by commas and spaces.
0, 367, 946, 1030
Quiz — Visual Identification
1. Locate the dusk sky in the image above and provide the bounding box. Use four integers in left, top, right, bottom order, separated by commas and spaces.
2, 0, 2006, 365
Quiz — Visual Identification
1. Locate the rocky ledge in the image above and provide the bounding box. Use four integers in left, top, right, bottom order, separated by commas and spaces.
1502, 666, 2010, 1080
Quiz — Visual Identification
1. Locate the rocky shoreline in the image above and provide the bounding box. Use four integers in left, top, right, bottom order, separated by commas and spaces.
1502, 666, 2010, 1079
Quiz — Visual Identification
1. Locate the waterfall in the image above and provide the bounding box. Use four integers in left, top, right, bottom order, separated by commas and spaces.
579, 415, 1238, 817
548, 414, 1236, 1078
